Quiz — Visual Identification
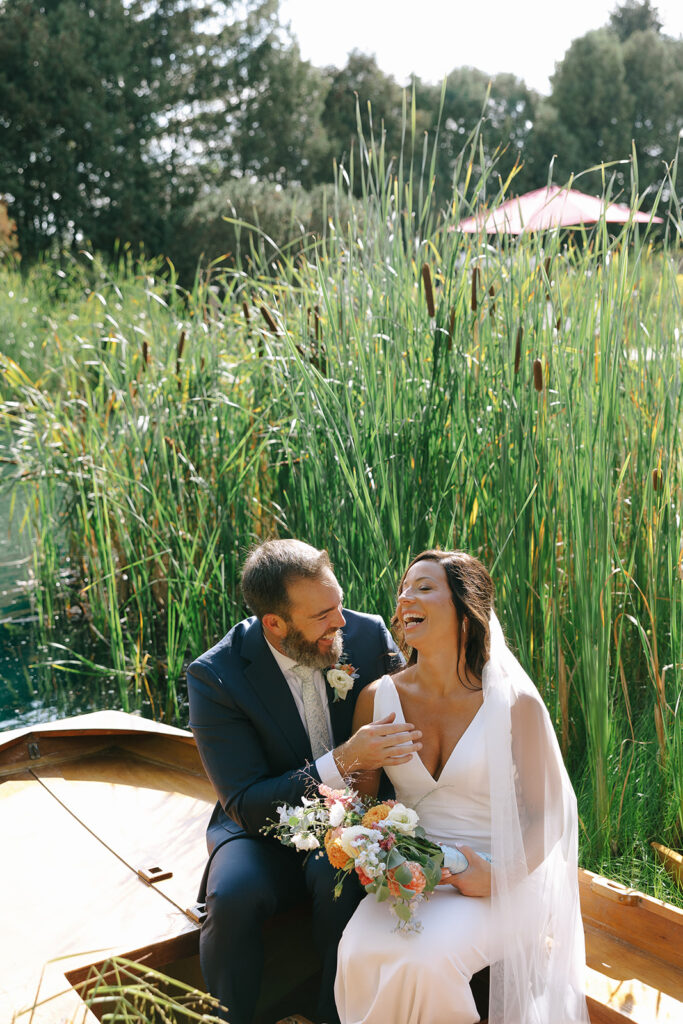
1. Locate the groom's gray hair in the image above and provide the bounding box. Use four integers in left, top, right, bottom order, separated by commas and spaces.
241, 538, 333, 620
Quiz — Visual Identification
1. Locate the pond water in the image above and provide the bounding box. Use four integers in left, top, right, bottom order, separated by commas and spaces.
0, 459, 116, 732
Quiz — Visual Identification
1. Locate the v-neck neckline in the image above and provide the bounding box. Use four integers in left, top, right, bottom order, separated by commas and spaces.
388, 675, 485, 784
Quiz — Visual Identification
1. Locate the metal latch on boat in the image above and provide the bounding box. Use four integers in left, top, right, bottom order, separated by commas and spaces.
185, 901, 207, 924
137, 864, 173, 884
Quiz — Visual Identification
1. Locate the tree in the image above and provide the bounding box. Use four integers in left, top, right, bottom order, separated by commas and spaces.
317, 52, 410, 186
620, 29, 683, 194
609, 0, 662, 41
529, 13, 683, 198
542, 30, 634, 191
0, 0, 279, 260
230, 43, 330, 189
413, 68, 538, 207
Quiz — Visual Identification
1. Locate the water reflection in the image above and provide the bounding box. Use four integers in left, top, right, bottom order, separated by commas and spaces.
0, 458, 110, 730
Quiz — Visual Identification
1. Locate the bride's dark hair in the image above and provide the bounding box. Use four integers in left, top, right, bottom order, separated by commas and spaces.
392, 549, 494, 678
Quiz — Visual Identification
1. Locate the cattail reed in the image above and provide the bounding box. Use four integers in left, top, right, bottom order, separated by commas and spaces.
514, 326, 523, 374
471, 266, 480, 312
448, 308, 455, 351
422, 263, 436, 317
175, 329, 186, 377
652, 468, 663, 491
142, 340, 149, 367
260, 305, 280, 334
533, 358, 543, 391
488, 283, 496, 317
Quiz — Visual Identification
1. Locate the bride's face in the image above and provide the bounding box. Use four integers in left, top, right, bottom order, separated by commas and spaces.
397, 560, 460, 650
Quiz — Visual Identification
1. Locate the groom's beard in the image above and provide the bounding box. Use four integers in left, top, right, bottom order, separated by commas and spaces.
280, 625, 343, 670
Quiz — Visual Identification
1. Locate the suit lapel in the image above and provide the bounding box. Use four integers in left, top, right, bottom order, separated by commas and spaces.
241, 620, 312, 762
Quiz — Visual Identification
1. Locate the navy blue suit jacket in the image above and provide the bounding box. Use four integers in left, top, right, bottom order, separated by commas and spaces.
187, 610, 401, 857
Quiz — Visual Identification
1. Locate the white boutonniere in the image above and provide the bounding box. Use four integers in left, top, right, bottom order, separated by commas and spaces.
326, 662, 358, 701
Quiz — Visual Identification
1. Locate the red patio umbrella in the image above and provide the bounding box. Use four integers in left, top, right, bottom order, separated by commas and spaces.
456, 185, 662, 234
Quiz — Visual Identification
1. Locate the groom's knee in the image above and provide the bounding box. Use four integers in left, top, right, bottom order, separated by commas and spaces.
204, 840, 282, 938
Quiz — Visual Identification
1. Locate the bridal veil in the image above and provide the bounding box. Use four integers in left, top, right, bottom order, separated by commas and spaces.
484, 611, 589, 1024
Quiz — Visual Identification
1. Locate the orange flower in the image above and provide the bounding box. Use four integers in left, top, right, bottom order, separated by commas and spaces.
325, 827, 352, 870
361, 804, 391, 828
386, 861, 426, 897
355, 865, 373, 886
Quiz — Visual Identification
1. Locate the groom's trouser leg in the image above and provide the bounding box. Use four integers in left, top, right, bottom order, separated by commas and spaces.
304, 851, 363, 1024
200, 836, 308, 1024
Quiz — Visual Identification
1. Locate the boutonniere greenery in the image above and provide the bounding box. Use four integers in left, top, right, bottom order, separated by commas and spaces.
326, 662, 358, 701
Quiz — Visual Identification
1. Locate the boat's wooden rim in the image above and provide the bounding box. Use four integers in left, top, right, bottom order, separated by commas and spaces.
0, 709, 194, 754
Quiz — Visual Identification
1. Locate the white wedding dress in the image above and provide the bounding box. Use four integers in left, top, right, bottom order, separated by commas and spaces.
335, 674, 499, 1024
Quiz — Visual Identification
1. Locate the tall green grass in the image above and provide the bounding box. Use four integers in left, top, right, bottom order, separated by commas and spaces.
1, 114, 681, 895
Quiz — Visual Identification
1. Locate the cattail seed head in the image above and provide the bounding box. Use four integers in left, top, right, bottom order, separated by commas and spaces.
142, 340, 149, 367
514, 326, 522, 375
652, 468, 663, 491
533, 358, 543, 392
260, 305, 280, 335
175, 330, 186, 377
242, 301, 251, 323
488, 283, 496, 317
471, 266, 480, 313
422, 263, 436, 318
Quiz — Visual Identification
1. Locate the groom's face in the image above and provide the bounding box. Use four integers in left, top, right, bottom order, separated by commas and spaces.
278, 568, 346, 669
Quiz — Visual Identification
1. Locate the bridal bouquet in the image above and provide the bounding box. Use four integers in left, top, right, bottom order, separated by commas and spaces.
265, 784, 446, 929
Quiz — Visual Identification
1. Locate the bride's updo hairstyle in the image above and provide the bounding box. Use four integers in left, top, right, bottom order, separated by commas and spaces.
393, 549, 494, 678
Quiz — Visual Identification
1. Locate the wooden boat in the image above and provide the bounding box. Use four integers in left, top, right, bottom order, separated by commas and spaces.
1, 712, 681, 1024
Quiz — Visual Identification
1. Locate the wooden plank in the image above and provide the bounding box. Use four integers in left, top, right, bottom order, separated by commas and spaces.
584, 923, 683, 1021
0, 771, 195, 1024
579, 870, 683, 971
33, 750, 214, 912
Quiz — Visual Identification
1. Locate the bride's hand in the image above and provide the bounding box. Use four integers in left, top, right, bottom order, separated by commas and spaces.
441, 846, 492, 897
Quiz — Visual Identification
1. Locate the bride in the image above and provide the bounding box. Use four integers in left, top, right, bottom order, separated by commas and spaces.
334, 550, 589, 1024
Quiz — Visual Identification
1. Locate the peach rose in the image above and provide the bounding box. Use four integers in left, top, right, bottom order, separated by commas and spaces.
386, 861, 426, 897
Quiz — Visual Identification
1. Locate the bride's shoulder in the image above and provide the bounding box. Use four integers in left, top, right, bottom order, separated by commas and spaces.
353, 673, 395, 715
352, 677, 384, 727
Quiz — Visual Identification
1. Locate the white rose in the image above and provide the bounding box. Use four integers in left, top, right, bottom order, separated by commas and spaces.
385, 803, 419, 835
327, 669, 354, 699
292, 832, 320, 851
328, 800, 346, 828
339, 825, 375, 859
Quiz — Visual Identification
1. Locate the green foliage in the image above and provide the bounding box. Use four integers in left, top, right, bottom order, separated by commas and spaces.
609, 0, 663, 40
546, 30, 633, 187
0, 0, 280, 260
170, 178, 357, 283
234, 42, 331, 189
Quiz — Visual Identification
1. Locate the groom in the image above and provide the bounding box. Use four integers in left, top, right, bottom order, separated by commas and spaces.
187, 539, 420, 1024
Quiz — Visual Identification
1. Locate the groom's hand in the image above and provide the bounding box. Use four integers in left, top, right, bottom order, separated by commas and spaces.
333, 713, 422, 777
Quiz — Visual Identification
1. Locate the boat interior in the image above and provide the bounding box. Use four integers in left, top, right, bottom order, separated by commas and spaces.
1, 712, 681, 1024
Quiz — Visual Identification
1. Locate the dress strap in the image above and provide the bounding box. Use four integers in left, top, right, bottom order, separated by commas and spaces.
372, 674, 404, 723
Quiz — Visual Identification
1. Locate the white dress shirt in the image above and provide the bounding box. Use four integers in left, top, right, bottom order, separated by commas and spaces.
265, 638, 346, 789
